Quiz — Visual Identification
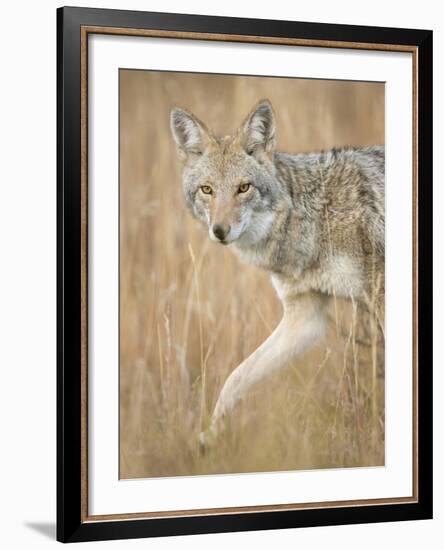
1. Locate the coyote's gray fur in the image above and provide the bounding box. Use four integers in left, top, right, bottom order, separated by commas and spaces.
170, 99, 385, 445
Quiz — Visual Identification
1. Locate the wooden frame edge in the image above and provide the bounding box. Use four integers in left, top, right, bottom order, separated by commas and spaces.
412, 46, 419, 502
80, 25, 89, 522
82, 25, 418, 53
84, 496, 418, 523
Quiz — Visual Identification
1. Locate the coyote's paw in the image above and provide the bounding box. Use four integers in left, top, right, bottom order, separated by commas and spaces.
197, 428, 217, 455
198, 431, 207, 455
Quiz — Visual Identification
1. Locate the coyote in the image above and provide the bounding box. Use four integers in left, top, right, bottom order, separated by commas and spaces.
170, 99, 385, 445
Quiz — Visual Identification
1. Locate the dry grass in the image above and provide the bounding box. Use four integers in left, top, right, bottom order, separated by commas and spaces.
119, 70, 385, 479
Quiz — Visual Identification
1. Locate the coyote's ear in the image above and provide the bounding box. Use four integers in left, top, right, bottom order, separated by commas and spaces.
240, 99, 276, 158
170, 108, 210, 161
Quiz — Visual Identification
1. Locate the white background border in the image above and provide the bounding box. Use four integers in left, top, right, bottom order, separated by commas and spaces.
88, 34, 413, 516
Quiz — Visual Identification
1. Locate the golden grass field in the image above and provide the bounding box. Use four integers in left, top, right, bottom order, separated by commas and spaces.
119, 69, 385, 479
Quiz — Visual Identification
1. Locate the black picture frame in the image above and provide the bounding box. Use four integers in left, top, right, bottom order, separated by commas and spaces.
57, 6, 433, 543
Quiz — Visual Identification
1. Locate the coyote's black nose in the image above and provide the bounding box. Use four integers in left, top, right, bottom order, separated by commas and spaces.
212, 224, 230, 241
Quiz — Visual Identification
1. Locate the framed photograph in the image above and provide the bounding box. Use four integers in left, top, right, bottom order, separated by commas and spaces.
57, 6, 433, 543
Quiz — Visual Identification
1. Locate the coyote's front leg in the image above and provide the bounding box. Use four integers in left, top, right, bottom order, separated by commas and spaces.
200, 291, 329, 447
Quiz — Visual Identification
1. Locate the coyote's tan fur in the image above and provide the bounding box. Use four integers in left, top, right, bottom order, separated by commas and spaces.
170, 99, 385, 445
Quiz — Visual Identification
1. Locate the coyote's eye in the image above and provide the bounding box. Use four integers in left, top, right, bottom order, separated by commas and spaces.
200, 185, 213, 195
238, 183, 251, 194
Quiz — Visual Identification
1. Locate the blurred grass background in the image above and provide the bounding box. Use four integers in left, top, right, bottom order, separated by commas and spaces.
119, 69, 385, 479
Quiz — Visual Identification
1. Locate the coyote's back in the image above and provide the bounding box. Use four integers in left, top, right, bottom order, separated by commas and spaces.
271, 145, 385, 302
